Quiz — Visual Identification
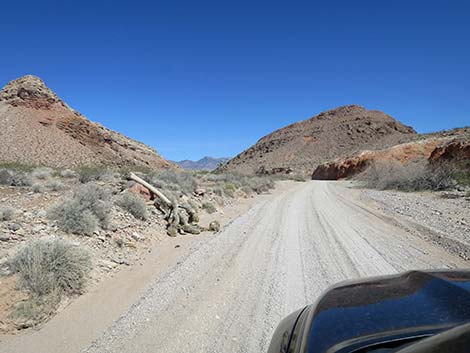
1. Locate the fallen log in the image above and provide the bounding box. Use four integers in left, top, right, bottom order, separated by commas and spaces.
129, 172, 171, 205
129, 172, 204, 236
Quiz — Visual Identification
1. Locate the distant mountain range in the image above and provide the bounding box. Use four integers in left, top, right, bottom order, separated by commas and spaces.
174, 156, 230, 171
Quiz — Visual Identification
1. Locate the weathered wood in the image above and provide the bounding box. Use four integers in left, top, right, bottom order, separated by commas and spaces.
129, 172, 172, 206
129, 172, 206, 236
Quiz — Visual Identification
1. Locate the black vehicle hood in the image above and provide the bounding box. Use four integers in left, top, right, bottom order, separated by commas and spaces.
306, 270, 470, 353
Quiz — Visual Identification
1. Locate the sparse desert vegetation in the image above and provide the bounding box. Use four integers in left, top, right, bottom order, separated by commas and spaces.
48, 183, 112, 235
0, 162, 278, 331
7, 238, 91, 326
357, 160, 456, 191
0, 206, 15, 221
202, 202, 217, 214
116, 192, 149, 220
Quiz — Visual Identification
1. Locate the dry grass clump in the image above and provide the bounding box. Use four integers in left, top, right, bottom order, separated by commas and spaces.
7, 238, 91, 323
358, 160, 455, 191
0, 206, 15, 221
115, 192, 149, 220
48, 183, 111, 235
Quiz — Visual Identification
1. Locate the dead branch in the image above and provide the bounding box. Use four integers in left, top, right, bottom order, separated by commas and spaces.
129, 172, 171, 205
129, 172, 204, 236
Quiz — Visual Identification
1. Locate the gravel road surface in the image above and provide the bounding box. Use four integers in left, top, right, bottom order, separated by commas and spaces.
83, 181, 466, 353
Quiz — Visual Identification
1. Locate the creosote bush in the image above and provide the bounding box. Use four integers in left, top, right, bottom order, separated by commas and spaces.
8, 238, 91, 322
48, 183, 111, 235
116, 192, 149, 220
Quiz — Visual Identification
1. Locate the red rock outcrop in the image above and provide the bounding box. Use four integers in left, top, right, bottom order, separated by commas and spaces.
312, 139, 445, 180
429, 139, 470, 164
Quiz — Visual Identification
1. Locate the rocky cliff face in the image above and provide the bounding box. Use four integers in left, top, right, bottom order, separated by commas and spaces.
0, 75, 175, 169
220, 105, 417, 175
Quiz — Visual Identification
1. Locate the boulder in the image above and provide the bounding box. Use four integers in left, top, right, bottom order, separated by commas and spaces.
128, 183, 152, 201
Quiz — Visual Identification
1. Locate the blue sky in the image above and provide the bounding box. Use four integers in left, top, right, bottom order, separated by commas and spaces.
1, 1, 469, 160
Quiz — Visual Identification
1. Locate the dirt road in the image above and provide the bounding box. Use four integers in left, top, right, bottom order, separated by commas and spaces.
1, 181, 466, 353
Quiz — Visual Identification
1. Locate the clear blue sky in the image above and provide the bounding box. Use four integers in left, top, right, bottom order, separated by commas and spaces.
1, 1, 469, 160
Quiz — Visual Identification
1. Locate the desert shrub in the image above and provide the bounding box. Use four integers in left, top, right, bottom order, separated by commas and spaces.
60, 169, 77, 178
152, 170, 197, 195
0, 206, 15, 221
0, 169, 32, 187
32, 183, 44, 193
245, 177, 275, 194
8, 238, 91, 297
453, 167, 470, 187
208, 220, 221, 232
46, 180, 65, 191
225, 182, 236, 191
202, 202, 217, 214
207, 173, 275, 195
8, 238, 91, 322
213, 186, 224, 197
0, 169, 11, 185
0, 162, 36, 172
358, 160, 455, 191
32, 167, 53, 180
11, 294, 60, 323
48, 183, 111, 234
291, 174, 307, 182
187, 199, 199, 211
116, 192, 149, 220
223, 183, 235, 198
76, 166, 106, 183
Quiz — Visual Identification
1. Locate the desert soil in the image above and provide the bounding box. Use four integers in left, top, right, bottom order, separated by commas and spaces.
0, 181, 467, 353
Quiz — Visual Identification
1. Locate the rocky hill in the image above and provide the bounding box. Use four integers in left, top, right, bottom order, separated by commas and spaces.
175, 156, 230, 171
219, 105, 416, 175
0, 75, 174, 169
